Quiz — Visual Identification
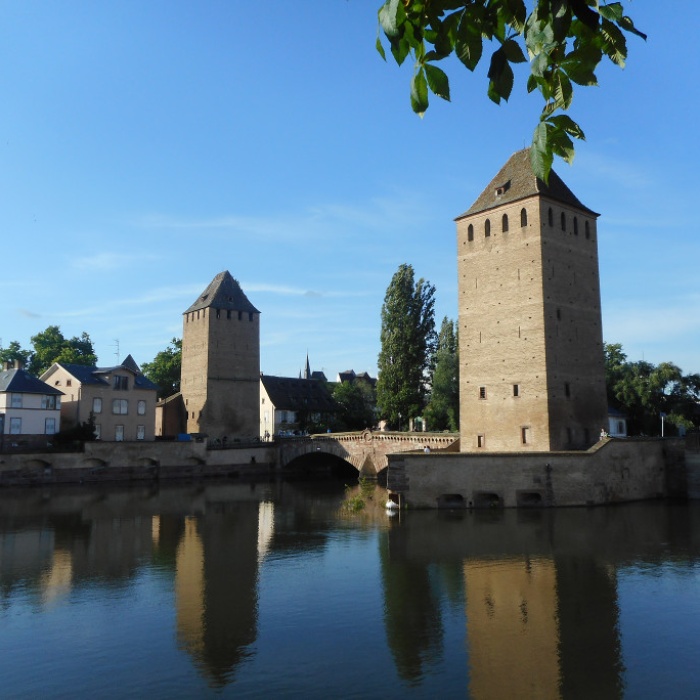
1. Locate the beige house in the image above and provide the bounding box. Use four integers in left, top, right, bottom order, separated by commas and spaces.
41, 355, 157, 441
0, 361, 63, 448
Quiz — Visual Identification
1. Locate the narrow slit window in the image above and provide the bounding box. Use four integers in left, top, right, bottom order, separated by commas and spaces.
479, 386, 487, 400
485, 219, 491, 237
513, 384, 520, 397
502, 213, 509, 232
468, 224, 474, 242
520, 208, 527, 227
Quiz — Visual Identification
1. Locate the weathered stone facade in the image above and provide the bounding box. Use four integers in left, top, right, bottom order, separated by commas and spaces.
180, 271, 260, 440
456, 149, 607, 451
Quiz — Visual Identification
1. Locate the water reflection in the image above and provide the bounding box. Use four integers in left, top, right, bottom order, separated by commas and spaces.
0, 483, 698, 698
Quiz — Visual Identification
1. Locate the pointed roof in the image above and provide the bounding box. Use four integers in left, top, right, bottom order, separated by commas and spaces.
0, 367, 63, 395
456, 149, 598, 219
185, 271, 260, 315
260, 375, 338, 413
304, 353, 311, 380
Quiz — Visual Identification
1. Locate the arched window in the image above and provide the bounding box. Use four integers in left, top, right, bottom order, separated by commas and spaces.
468, 224, 474, 242
585, 221, 590, 239
520, 208, 527, 227
502, 213, 509, 232
548, 208, 553, 226
573, 217, 578, 235
561, 212, 566, 231
485, 219, 491, 237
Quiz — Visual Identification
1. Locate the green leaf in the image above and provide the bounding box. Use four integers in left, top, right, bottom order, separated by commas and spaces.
548, 114, 586, 140
378, 0, 405, 37
391, 36, 411, 65
424, 63, 451, 101
531, 121, 553, 183
376, 36, 387, 61
455, 12, 483, 71
487, 47, 514, 103
552, 69, 573, 110
599, 2, 623, 22
411, 68, 429, 115
502, 37, 527, 63
600, 18, 627, 66
617, 15, 647, 41
548, 125, 575, 163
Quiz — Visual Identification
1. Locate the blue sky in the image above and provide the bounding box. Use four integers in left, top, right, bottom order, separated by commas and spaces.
1, 2, 698, 380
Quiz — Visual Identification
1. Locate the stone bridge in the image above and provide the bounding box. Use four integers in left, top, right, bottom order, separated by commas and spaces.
277, 430, 459, 477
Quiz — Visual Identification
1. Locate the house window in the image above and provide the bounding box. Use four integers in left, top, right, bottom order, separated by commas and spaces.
513, 384, 520, 397
113, 376, 128, 391
112, 399, 129, 415
115, 425, 124, 441
137, 400, 146, 416
468, 224, 474, 242
137, 425, 145, 440
11, 393, 22, 408
477, 434, 485, 448
520, 208, 527, 227
41, 395, 58, 409
45, 418, 56, 435
561, 212, 566, 230
10, 417, 21, 434
479, 387, 487, 399
93, 397, 102, 414
573, 217, 578, 235
484, 219, 491, 237
502, 213, 509, 232
67, 379, 72, 387
521, 426, 531, 444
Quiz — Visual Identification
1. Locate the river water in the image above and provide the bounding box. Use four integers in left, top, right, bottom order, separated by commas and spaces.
0, 479, 699, 699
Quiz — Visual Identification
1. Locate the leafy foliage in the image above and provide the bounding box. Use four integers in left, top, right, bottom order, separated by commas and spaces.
376, 263, 437, 429
377, 0, 646, 182
0, 341, 32, 368
142, 338, 182, 399
605, 343, 700, 435
28, 326, 97, 376
332, 379, 377, 431
424, 317, 459, 432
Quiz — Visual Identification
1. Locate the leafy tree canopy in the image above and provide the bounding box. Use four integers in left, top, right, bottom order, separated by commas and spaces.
604, 343, 700, 435
142, 338, 182, 400
424, 316, 459, 432
332, 379, 377, 431
0, 340, 32, 368
376, 263, 437, 429
376, 0, 646, 182
28, 326, 97, 376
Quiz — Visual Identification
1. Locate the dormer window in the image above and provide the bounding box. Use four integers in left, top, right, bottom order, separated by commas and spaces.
495, 180, 511, 196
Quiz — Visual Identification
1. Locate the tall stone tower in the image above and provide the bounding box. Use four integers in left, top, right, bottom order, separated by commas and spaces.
180, 271, 260, 439
456, 149, 607, 451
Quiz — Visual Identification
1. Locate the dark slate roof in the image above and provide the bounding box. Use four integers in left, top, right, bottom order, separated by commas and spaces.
261, 375, 338, 413
53, 362, 158, 391
185, 270, 260, 314
457, 148, 598, 219
0, 368, 63, 395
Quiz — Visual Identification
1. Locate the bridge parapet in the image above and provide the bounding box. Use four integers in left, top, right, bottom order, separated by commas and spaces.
278, 430, 459, 476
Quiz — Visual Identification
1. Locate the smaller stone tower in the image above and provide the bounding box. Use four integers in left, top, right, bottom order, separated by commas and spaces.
180, 271, 260, 439
456, 149, 607, 451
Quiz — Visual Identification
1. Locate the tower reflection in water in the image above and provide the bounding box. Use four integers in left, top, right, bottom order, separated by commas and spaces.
382, 508, 630, 698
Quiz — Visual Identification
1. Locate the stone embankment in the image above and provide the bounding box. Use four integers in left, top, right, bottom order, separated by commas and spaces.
0, 441, 277, 486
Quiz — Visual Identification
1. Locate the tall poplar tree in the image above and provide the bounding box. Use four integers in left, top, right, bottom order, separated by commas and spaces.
376, 263, 436, 430
424, 317, 459, 432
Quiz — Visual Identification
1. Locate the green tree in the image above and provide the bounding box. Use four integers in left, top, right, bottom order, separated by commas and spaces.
332, 379, 377, 431
28, 325, 97, 376
377, 0, 646, 182
424, 317, 459, 432
604, 343, 700, 435
377, 263, 436, 429
0, 340, 32, 368
142, 338, 182, 399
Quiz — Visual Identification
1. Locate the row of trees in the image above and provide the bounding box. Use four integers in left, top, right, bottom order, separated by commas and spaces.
0, 326, 97, 377
605, 344, 700, 436
376, 263, 460, 432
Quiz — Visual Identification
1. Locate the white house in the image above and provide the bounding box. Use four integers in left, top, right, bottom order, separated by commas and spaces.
0, 361, 64, 448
